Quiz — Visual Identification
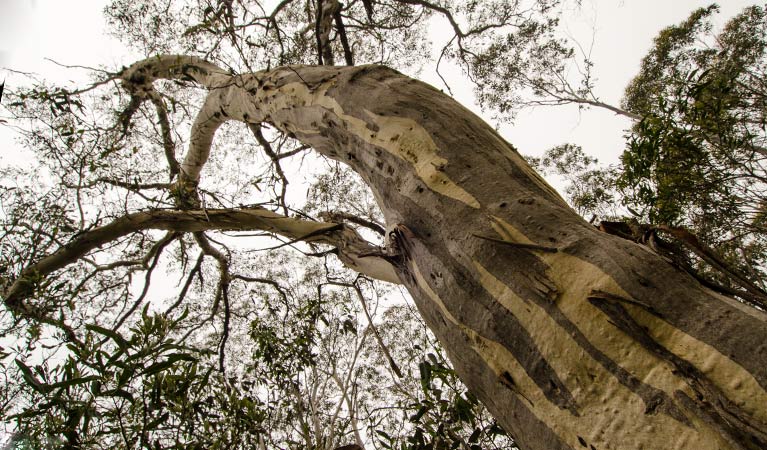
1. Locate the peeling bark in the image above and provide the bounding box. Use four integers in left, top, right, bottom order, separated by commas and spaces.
16, 56, 767, 449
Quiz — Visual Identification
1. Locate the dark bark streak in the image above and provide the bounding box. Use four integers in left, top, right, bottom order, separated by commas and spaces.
390, 207, 581, 416
473, 233, 559, 253
403, 259, 576, 450
480, 250, 692, 425
569, 235, 767, 393
589, 297, 767, 449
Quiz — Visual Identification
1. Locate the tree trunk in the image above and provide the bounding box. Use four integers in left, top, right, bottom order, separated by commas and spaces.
114, 59, 767, 449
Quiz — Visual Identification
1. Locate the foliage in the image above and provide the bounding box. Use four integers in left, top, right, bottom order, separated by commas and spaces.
526, 144, 619, 220
532, 4, 767, 302
618, 3, 767, 292
620, 4, 767, 226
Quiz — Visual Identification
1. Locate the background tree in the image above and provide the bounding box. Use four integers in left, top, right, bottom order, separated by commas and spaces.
534, 4, 767, 308
1, 1, 767, 450
619, 4, 767, 299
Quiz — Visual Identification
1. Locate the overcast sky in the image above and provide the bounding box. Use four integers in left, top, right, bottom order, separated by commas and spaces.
0, 0, 761, 169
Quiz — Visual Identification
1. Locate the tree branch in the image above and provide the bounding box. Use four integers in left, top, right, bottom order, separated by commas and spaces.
146, 89, 181, 179
319, 211, 385, 235
4, 206, 400, 310
352, 281, 402, 378
120, 55, 230, 90
248, 123, 290, 215
334, 9, 354, 66
318, 0, 341, 66
193, 231, 232, 372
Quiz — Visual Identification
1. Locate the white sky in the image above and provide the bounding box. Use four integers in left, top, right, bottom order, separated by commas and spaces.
0, 0, 761, 171
421, 0, 761, 165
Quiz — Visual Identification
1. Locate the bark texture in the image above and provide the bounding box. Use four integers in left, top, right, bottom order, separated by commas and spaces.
24, 57, 767, 449
242, 63, 767, 450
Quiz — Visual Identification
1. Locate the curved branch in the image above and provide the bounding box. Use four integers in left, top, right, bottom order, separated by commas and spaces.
248, 123, 289, 215
319, 211, 385, 235
396, 0, 464, 38
120, 55, 229, 90
3, 206, 400, 310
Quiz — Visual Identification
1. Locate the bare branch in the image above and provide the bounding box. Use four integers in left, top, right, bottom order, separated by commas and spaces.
315, 0, 325, 65
120, 55, 229, 90
4, 206, 400, 310
318, 0, 341, 65
248, 123, 290, 215
147, 90, 181, 179
319, 211, 385, 235
231, 274, 289, 304
351, 281, 402, 378
67, 178, 172, 191
164, 251, 205, 315
194, 231, 232, 372
334, 9, 354, 66
111, 232, 178, 331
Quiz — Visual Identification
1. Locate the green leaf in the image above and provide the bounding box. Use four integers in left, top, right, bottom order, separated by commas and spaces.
49, 375, 101, 390
15, 360, 48, 394
453, 395, 475, 423
376, 430, 391, 439
418, 361, 432, 392
409, 404, 430, 422
145, 412, 170, 430
86, 324, 130, 350
143, 360, 176, 376
117, 366, 135, 387
165, 353, 198, 364
103, 388, 135, 402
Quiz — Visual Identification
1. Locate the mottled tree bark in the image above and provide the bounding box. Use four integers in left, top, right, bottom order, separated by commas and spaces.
255, 63, 767, 450
21, 57, 767, 449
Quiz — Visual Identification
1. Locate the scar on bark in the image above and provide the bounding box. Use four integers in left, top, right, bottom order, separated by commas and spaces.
587, 290, 662, 317
500, 371, 534, 407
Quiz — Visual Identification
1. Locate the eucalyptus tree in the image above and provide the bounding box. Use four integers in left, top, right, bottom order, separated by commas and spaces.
1, 2, 767, 450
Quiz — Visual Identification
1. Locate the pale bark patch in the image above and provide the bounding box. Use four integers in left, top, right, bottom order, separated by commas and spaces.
412, 260, 729, 450
254, 79, 481, 208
